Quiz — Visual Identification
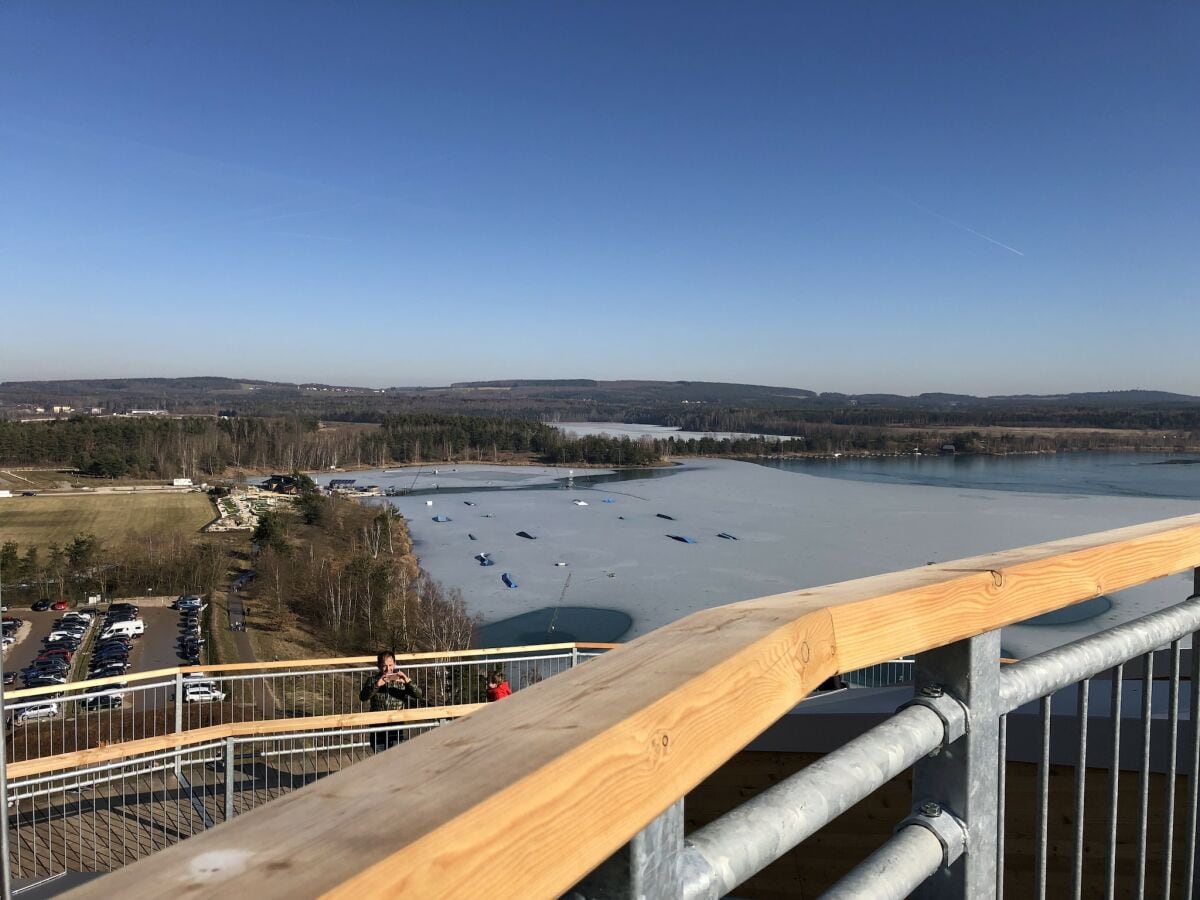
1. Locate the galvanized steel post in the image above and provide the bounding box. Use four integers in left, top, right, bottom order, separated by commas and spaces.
224, 737, 236, 822
911, 629, 1002, 899
568, 800, 684, 899
174, 670, 186, 777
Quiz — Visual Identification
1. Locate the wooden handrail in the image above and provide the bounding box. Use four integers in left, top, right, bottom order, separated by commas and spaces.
5, 642, 621, 700
7, 705, 482, 780
63, 514, 1200, 899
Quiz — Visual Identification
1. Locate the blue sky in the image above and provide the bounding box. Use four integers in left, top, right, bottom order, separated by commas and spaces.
2, 2, 1197, 394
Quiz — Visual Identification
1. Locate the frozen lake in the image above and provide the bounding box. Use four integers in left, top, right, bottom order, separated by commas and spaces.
552, 421, 803, 441
360, 459, 1200, 657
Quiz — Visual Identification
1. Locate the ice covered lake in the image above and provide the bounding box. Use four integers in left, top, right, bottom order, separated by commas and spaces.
317, 458, 1200, 657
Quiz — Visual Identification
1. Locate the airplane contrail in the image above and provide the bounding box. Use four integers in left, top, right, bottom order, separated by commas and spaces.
883, 188, 1025, 257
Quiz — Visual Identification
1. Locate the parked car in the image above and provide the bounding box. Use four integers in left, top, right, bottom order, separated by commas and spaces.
91, 656, 129, 669
89, 659, 128, 672
92, 643, 130, 657
183, 686, 226, 703
9, 703, 60, 726
42, 640, 81, 652
175, 596, 201, 611
22, 674, 66, 687
89, 667, 130, 682
81, 694, 123, 711
84, 682, 127, 694
101, 620, 145, 639
26, 657, 69, 671
46, 632, 84, 644
109, 602, 139, 613
31, 599, 51, 612
2, 672, 15, 686
51, 600, 69, 611
93, 646, 131, 658
90, 647, 130, 662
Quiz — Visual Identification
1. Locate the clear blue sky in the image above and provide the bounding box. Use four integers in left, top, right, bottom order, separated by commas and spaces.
2, 2, 1197, 394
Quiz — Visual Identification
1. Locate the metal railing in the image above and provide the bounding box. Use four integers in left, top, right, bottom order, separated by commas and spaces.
0, 643, 613, 890
842, 657, 914, 688
3, 643, 611, 765
6, 716, 445, 886
655, 579, 1200, 899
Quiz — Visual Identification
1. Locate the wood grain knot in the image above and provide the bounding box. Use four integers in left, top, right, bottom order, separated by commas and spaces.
800, 641, 811, 664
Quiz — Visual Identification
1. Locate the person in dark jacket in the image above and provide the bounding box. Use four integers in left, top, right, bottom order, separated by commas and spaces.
360, 650, 424, 752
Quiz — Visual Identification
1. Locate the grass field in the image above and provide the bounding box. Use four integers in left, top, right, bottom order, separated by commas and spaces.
0, 492, 216, 550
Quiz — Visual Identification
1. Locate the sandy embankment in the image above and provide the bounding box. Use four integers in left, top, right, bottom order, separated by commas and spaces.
380, 459, 1198, 659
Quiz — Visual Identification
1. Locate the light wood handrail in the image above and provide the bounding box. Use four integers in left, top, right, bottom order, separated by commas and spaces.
7, 705, 482, 780
63, 514, 1200, 899
5, 642, 621, 700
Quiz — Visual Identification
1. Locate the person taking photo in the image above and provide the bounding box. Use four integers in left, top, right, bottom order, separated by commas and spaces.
360, 650, 425, 752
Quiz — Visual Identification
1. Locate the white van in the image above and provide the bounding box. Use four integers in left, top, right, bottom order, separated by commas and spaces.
100, 619, 145, 640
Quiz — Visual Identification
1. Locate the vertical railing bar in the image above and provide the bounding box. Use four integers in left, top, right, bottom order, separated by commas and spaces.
998, 712, 1007, 900
1135, 651, 1155, 899
224, 737, 235, 823
1185, 622, 1200, 900
1163, 641, 1181, 899
1073, 678, 1090, 900
1036, 694, 1052, 900
1106, 662, 1124, 900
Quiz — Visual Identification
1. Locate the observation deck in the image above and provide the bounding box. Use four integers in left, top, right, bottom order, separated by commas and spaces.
4, 515, 1200, 897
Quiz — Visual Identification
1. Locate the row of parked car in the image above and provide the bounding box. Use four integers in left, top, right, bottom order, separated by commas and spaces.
83, 603, 146, 698
175, 595, 205, 665
17, 609, 97, 690
2, 615, 24, 658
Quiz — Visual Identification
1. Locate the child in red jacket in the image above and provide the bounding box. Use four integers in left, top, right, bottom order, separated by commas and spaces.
486, 671, 512, 701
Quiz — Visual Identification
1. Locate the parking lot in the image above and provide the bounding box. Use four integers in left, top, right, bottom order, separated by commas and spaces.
4, 604, 191, 688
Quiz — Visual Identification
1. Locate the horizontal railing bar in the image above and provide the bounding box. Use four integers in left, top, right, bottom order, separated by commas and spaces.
9, 741, 230, 790
61, 513, 1200, 899
998, 595, 1200, 714
819, 824, 946, 900
681, 704, 945, 899
7, 705, 481, 780
4, 642, 615, 700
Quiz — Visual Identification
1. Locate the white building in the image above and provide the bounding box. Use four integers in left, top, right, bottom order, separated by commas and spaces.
172, 478, 194, 487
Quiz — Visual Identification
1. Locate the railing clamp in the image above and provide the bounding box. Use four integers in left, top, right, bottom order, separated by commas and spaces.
898, 684, 967, 753
898, 800, 967, 868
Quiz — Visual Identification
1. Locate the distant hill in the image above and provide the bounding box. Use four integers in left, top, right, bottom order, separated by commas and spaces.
1, 377, 1197, 427
450, 379, 599, 389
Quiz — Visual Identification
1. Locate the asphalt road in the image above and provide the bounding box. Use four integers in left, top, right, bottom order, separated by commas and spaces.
123, 607, 187, 673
